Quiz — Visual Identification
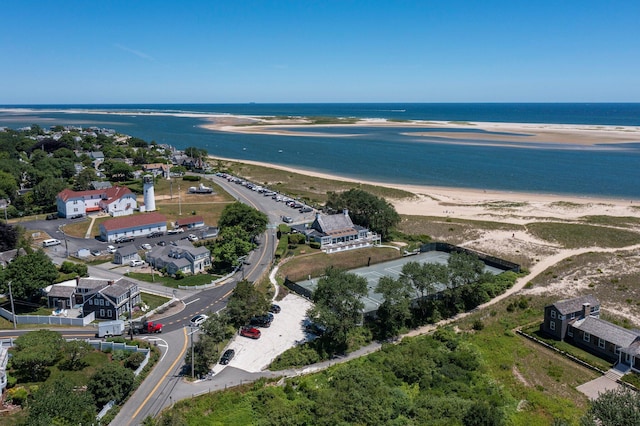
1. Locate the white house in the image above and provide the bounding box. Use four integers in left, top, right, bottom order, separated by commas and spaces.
99, 212, 167, 242
56, 186, 137, 218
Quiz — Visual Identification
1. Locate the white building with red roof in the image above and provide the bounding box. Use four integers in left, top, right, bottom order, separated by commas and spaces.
99, 212, 167, 242
56, 186, 137, 218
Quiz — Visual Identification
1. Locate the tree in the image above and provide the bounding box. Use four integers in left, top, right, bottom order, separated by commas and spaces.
211, 225, 255, 271
218, 202, 268, 239
185, 334, 218, 378
225, 280, 270, 327
307, 267, 368, 352
0, 170, 18, 202
200, 312, 234, 352
88, 362, 135, 406
375, 275, 413, 339
11, 330, 65, 382
60, 340, 93, 371
447, 251, 485, 288
0, 222, 19, 251
27, 377, 96, 426
73, 167, 97, 191
103, 160, 134, 181
400, 261, 448, 319
0, 249, 58, 300
32, 178, 67, 209
581, 387, 640, 426
326, 188, 400, 239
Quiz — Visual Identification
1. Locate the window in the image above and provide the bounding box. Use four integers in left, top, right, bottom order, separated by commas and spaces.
614, 345, 620, 355
584, 332, 591, 343
100, 309, 104, 317
108, 309, 112, 318
570, 312, 576, 319
550, 310, 556, 319
567, 329, 573, 337
598, 338, 606, 349
88, 299, 92, 305
549, 321, 556, 331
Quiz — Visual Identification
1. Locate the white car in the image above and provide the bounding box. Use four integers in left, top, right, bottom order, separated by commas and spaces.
129, 259, 145, 267
167, 228, 184, 235
190, 314, 209, 328
187, 234, 198, 242
107, 245, 116, 254
140, 243, 152, 250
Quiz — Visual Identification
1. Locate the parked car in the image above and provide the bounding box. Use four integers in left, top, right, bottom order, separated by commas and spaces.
282, 216, 293, 223
269, 304, 281, 314
107, 245, 116, 253
250, 314, 273, 328
219, 349, 235, 365
147, 231, 163, 238
45, 213, 58, 220
167, 228, 184, 235
90, 249, 101, 256
116, 236, 135, 243
140, 243, 152, 250
187, 234, 198, 242
299, 207, 313, 213
157, 240, 167, 246
240, 326, 261, 339
69, 214, 84, 219
129, 259, 145, 267
190, 314, 209, 328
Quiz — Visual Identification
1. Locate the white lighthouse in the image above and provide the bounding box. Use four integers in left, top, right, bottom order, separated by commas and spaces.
143, 175, 156, 212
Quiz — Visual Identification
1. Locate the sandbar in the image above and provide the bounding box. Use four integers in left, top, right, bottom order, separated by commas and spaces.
201, 116, 640, 146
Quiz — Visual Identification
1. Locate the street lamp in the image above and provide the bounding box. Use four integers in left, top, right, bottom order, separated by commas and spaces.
7, 281, 16, 330
187, 325, 200, 379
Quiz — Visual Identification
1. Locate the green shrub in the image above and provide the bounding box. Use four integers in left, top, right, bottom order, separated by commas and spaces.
6, 386, 29, 406
310, 241, 321, 249
125, 352, 146, 370
182, 175, 201, 182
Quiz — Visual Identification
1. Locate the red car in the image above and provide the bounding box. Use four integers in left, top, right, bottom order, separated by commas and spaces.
240, 326, 261, 339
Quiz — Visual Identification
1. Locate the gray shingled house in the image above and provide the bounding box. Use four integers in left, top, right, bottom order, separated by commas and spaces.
292, 209, 381, 253
542, 295, 640, 372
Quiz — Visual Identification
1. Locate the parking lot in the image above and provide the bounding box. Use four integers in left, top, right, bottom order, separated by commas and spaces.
210, 293, 313, 373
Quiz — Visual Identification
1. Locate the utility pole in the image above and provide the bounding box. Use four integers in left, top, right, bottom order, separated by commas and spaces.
178, 185, 182, 215
187, 326, 199, 379
7, 281, 16, 330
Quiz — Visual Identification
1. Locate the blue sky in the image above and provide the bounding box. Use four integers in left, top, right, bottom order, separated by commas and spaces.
2, 1, 639, 104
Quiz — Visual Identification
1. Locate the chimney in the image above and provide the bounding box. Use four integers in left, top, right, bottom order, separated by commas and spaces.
343, 208, 349, 216
582, 303, 590, 318
75, 276, 80, 286
107, 280, 114, 286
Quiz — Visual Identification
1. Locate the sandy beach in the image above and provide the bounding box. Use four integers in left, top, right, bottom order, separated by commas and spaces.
210, 154, 639, 224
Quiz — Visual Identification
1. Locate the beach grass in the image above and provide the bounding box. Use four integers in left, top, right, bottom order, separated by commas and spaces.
216, 159, 414, 205
526, 222, 640, 248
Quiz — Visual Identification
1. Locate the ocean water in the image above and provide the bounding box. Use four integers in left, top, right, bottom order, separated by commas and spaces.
0, 103, 639, 199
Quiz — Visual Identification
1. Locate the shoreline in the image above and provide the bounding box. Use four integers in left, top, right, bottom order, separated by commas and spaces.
209, 155, 640, 224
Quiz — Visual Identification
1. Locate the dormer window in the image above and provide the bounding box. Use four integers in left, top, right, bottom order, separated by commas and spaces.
550, 310, 556, 319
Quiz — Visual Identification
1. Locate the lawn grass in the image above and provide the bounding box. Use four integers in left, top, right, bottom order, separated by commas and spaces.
277, 247, 402, 282
140, 293, 171, 310
526, 222, 640, 248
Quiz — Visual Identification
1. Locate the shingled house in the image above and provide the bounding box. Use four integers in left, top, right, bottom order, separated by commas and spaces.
292, 209, 380, 253
45, 277, 141, 320
542, 295, 640, 372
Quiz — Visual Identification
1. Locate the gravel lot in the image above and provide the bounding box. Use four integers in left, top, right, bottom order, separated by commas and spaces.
211, 293, 313, 373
